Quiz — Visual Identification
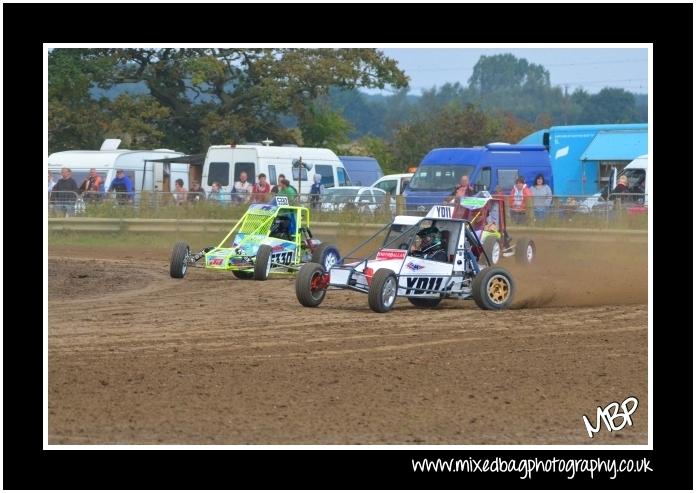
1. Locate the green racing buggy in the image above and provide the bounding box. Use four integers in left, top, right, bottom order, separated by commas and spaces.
169, 196, 340, 281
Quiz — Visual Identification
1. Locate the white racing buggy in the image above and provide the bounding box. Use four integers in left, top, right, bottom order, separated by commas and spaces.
295, 204, 516, 313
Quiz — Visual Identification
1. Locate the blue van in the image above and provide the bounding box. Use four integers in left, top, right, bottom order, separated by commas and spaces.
338, 156, 384, 186
403, 144, 552, 212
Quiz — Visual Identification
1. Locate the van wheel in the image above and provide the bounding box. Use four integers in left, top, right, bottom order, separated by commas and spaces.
515, 237, 535, 265
471, 267, 515, 310
482, 236, 501, 265
169, 241, 190, 278
408, 297, 441, 308
296, 263, 327, 307
254, 244, 273, 280
368, 269, 398, 313
311, 243, 341, 271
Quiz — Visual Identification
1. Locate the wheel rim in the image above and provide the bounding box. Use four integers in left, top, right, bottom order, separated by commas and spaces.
526, 244, 534, 262
324, 252, 338, 270
182, 249, 189, 275
486, 275, 511, 304
492, 242, 500, 264
382, 277, 397, 307
310, 272, 324, 300
265, 254, 272, 277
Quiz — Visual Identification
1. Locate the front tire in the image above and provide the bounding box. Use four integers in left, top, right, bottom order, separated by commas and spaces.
169, 241, 190, 278
482, 236, 501, 265
515, 237, 535, 265
296, 263, 327, 307
311, 243, 341, 271
368, 269, 398, 313
471, 266, 515, 310
254, 244, 273, 280
408, 297, 441, 308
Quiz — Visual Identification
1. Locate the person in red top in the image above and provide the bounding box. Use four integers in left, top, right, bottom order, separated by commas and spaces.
509, 176, 532, 224
251, 173, 271, 203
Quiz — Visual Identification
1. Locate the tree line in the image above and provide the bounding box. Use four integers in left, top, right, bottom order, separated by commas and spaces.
49, 50, 647, 174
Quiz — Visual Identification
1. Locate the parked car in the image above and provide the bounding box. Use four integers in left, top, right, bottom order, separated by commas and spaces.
320, 186, 394, 214
371, 173, 413, 197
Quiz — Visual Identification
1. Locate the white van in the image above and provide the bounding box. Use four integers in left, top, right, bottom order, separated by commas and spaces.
201, 144, 350, 194
47, 139, 185, 193
371, 173, 414, 197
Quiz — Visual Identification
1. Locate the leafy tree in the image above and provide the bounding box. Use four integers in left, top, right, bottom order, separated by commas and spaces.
299, 103, 353, 149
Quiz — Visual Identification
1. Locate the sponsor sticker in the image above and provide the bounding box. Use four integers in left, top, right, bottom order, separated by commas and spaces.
406, 261, 425, 271
376, 249, 407, 260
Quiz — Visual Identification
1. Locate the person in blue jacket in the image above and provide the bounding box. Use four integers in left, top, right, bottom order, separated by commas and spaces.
108, 169, 134, 203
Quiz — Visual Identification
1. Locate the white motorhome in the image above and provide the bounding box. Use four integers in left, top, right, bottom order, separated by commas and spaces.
201, 144, 350, 195
47, 139, 185, 194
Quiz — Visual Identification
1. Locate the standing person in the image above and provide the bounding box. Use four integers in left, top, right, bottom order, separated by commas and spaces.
232, 171, 253, 203
446, 175, 475, 203
50, 167, 79, 216
271, 174, 286, 194
309, 173, 325, 209
79, 168, 104, 203
48, 171, 56, 194
277, 178, 297, 204
530, 174, 552, 221
609, 175, 630, 200
108, 169, 135, 204
173, 178, 187, 205
187, 181, 206, 203
208, 182, 225, 202
251, 173, 271, 203
509, 176, 532, 224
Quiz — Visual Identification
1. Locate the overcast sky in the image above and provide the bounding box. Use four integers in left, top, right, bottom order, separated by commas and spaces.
371, 48, 648, 95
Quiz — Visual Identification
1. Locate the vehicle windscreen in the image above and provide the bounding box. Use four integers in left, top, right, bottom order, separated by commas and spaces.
408, 165, 475, 191
620, 168, 646, 190
382, 223, 419, 249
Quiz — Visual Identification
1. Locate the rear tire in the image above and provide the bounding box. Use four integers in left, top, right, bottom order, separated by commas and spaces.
254, 244, 273, 280
515, 237, 535, 265
482, 236, 501, 265
368, 269, 398, 313
295, 263, 327, 307
408, 297, 441, 308
471, 266, 515, 310
311, 243, 341, 271
169, 241, 190, 278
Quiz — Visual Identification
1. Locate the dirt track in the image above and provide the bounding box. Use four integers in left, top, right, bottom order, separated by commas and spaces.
48, 234, 648, 444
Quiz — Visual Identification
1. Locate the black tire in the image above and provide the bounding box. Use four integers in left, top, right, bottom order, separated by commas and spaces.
254, 244, 273, 280
232, 270, 254, 279
515, 237, 535, 265
169, 241, 190, 278
368, 269, 398, 313
311, 243, 341, 271
482, 236, 501, 266
408, 297, 441, 308
471, 266, 515, 310
295, 263, 327, 307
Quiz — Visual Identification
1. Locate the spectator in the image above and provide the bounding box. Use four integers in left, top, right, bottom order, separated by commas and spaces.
251, 173, 271, 203
50, 167, 79, 216
446, 175, 475, 203
277, 178, 297, 203
309, 173, 325, 209
48, 171, 56, 194
232, 171, 253, 203
609, 175, 630, 202
79, 168, 104, 203
187, 181, 206, 203
271, 174, 286, 194
530, 174, 552, 221
208, 182, 225, 202
108, 169, 135, 204
509, 176, 532, 224
173, 178, 187, 205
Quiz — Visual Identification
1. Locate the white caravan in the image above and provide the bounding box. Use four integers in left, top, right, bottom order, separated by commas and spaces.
201, 144, 350, 195
47, 139, 185, 193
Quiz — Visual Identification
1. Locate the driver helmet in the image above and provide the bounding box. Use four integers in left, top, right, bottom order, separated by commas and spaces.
271, 215, 291, 236
416, 226, 442, 253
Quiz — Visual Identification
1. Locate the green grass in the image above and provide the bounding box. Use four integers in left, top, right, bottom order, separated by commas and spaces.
48, 231, 225, 249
